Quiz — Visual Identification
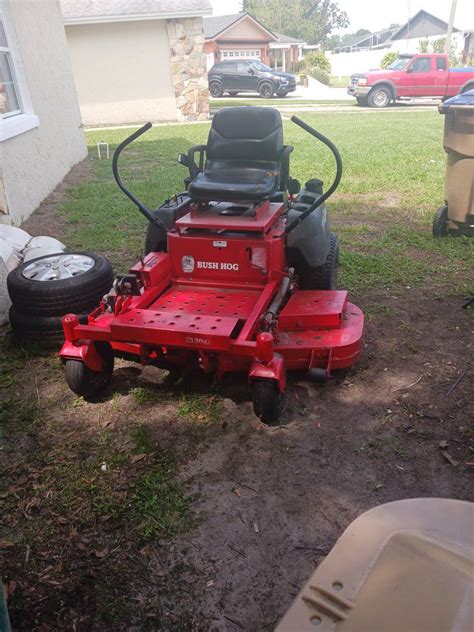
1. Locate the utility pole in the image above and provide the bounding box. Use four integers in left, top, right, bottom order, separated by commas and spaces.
445, 0, 458, 54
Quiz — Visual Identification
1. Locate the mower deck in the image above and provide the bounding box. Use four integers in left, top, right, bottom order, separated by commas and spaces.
61, 264, 363, 376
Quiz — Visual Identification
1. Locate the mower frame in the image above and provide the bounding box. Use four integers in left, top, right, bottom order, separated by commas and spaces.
59, 113, 364, 423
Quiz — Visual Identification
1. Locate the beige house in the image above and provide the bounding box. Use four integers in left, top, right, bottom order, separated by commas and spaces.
61, 0, 212, 126
1, 0, 87, 225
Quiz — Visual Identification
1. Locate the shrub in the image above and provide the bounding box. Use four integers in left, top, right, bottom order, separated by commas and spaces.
299, 51, 331, 74
308, 67, 330, 85
381, 52, 398, 69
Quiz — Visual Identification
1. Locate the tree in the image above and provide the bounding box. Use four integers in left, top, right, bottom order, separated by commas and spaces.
243, 0, 349, 45
355, 29, 370, 36
380, 51, 398, 68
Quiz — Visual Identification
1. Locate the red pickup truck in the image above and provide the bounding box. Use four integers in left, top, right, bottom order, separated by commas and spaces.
348, 53, 474, 108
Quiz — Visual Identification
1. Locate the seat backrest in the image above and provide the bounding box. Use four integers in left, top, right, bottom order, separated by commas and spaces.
206, 107, 283, 164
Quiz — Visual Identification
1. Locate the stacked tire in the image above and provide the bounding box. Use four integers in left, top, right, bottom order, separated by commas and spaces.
7, 252, 114, 349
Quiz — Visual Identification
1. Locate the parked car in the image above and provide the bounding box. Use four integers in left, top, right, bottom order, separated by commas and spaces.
208, 60, 297, 98
348, 53, 474, 108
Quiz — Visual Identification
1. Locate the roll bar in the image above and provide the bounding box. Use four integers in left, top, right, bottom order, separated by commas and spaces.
112, 122, 169, 232
284, 116, 343, 236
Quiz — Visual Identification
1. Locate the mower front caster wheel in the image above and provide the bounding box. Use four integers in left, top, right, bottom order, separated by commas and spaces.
64, 342, 114, 399
251, 379, 285, 425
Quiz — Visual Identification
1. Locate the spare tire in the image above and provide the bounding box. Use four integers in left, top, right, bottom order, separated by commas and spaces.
9, 306, 88, 349
7, 252, 114, 316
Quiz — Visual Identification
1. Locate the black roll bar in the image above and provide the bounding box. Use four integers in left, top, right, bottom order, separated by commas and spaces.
112, 122, 169, 232
284, 116, 343, 236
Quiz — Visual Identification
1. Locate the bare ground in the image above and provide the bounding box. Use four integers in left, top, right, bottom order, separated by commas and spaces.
1, 163, 473, 631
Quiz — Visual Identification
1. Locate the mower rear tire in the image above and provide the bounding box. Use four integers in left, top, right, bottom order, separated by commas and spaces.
432, 205, 448, 237
228, 91, 239, 97
9, 305, 87, 349
64, 342, 114, 399
259, 82, 274, 99
298, 233, 339, 290
252, 379, 284, 425
356, 96, 368, 106
144, 213, 168, 254
7, 252, 113, 317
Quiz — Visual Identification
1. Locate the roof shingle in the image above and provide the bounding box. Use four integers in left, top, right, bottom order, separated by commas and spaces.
61, 0, 211, 22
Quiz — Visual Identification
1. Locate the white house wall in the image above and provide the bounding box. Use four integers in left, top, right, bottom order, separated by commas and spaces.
327, 50, 387, 76
65, 20, 177, 125
1, 0, 87, 226
328, 32, 466, 77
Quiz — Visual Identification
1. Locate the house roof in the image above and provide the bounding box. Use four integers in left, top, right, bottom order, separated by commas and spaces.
203, 13, 242, 38
273, 31, 304, 44
203, 12, 277, 41
390, 9, 459, 40
61, 0, 212, 25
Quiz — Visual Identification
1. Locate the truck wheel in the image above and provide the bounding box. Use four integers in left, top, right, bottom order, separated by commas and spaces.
209, 81, 223, 98
64, 342, 114, 399
7, 252, 113, 316
367, 87, 391, 108
432, 205, 448, 237
461, 83, 474, 94
251, 379, 284, 425
259, 82, 274, 99
356, 96, 368, 106
298, 233, 339, 290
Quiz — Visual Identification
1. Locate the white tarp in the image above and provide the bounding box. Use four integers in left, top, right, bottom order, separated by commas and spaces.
0, 226, 65, 325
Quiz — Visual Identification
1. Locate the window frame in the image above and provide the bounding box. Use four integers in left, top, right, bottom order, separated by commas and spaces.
0, 6, 38, 142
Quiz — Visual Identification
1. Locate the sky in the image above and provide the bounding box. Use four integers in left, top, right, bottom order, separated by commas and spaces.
209, 0, 474, 33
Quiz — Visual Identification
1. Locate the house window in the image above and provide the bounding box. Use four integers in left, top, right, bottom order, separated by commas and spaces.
0, 20, 21, 117
0, 9, 38, 142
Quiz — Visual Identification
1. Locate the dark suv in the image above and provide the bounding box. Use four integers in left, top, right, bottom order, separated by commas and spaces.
208, 60, 297, 98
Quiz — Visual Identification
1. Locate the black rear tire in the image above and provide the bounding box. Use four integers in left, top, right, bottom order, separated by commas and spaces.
9, 306, 87, 349
433, 205, 448, 237
298, 233, 339, 290
356, 96, 368, 106
252, 379, 284, 425
64, 342, 114, 399
144, 212, 168, 254
7, 252, 113, 316
228, 91, 239, 97
209, 81, 223, 98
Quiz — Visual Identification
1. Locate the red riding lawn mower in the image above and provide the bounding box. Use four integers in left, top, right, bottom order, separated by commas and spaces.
60, 107, 364, 424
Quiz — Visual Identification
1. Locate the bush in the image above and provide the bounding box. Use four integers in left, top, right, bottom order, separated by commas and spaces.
299, 51, 331, 74
381, 52, 398, 69
308, 67, 330, 85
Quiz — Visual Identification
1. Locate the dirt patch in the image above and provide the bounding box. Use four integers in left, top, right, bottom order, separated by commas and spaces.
1, 285, 472, 630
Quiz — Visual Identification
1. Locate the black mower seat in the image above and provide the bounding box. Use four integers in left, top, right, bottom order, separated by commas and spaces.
188, 107, 286, 204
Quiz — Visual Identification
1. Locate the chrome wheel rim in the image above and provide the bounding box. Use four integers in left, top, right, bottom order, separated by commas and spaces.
373, 90, 388, 106
22, 254, 94, 282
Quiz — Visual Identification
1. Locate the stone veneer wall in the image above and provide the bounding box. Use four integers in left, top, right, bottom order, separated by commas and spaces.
166, 17, 210, 122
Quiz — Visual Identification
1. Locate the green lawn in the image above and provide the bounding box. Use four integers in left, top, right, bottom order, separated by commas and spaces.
210, 98, 354, 108
62, 110, 472, 296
